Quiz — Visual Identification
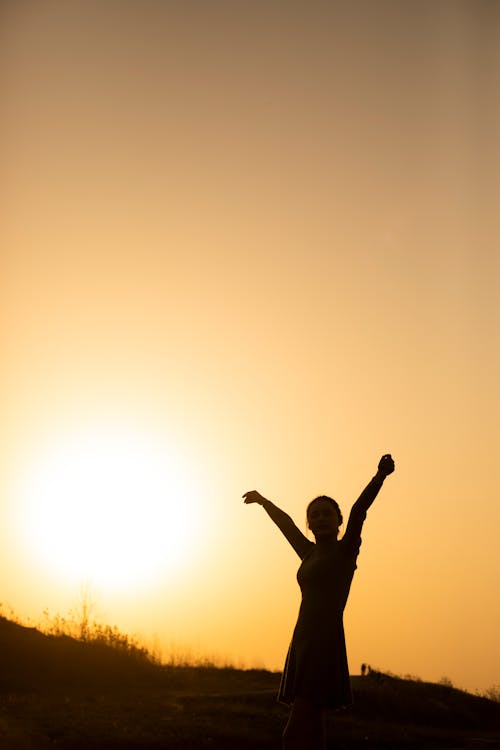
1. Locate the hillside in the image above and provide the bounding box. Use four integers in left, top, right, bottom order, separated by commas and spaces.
0, 615, 498, 749
0, 614, 161, 691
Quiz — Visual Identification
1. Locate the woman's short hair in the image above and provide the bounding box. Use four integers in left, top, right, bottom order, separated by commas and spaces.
306, 495, 343, 527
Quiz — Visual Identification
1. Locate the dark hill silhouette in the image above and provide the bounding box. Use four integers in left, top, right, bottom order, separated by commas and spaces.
0, 614, 159, 691
351, 669, 499, 732
0, 614, 498, 748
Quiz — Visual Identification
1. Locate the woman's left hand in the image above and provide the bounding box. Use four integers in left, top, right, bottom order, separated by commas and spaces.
378, 454, 395, 477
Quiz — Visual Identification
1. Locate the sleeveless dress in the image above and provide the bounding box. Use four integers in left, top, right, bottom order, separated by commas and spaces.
266, 476, 383, 710
278, 533, 361, 708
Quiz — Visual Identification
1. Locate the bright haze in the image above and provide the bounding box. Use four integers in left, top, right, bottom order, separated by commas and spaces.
1, 1, 498, 694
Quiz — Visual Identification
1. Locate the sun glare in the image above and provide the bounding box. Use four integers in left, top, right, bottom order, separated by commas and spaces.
13, 425, 206, 591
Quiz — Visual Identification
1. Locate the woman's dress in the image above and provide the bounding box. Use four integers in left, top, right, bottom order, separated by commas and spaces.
264, 475, 383, 709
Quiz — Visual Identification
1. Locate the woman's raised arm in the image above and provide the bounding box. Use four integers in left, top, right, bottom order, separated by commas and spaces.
243, 490, 312, 559
343, 454, 395, 545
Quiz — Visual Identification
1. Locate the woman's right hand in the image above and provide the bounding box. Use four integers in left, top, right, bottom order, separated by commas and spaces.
242, 490, 267, 505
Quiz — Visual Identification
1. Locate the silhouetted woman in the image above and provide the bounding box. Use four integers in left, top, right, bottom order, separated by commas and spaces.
243, 454, 395, 750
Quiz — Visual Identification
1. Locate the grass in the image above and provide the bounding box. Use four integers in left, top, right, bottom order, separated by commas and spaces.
0, 610, 498, 749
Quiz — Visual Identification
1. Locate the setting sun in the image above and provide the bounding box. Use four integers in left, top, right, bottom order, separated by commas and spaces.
2, 0, 498, 702
12, 425, 206, 592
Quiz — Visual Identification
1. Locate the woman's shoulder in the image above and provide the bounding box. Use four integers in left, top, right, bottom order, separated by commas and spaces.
338, 533, 362, 557
300, 540, 316, 559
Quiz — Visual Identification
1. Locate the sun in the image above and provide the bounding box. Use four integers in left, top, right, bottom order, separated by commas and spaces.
13, 424, 207, 592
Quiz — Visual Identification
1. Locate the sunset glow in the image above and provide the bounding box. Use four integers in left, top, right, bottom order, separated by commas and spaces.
1, 0, 498, 696
12, 425, 207, 591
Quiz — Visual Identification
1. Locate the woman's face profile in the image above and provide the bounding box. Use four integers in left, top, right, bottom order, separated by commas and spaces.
307, 500, 340, 540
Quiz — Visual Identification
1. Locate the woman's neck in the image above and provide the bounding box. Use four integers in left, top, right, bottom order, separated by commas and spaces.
314, 534, 337, 550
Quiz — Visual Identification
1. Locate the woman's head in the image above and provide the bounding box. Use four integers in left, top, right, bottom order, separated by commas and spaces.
306, 495, 343, 540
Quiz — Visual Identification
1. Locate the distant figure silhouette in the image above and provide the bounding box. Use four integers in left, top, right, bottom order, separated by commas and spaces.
243, 454, 395, 750
361, 663, 367, 677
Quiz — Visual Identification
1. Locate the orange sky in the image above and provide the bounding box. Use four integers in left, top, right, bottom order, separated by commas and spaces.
1, 1, 499, 694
